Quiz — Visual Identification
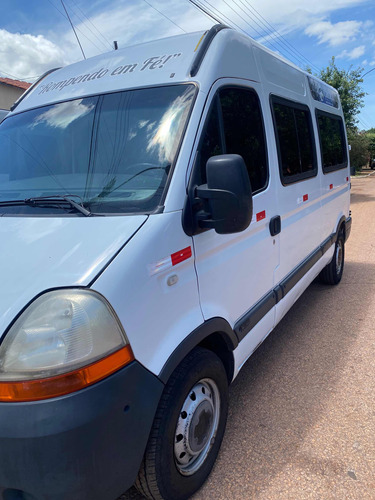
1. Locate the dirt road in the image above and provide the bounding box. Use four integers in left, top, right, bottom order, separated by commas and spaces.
122, 175, 375, 500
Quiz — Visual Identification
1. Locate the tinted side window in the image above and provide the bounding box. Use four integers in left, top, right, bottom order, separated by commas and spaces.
272, 98, 317, 184
198, 96, 223, 185
219, 88, 268, 193
196, 87, 268, 194
316, 111, 347, 173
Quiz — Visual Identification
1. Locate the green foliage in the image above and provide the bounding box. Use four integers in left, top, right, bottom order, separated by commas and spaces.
348, 131, 369, 172
317, 57, 365, 132
367, 132, 375, 163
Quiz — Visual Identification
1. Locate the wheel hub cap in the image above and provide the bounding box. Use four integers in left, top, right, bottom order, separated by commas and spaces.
174, 379, 220, 476
189, 400, 213, 453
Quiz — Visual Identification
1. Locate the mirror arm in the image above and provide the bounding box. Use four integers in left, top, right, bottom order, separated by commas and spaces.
195, 185, 239, 230
195, 185, 238, 205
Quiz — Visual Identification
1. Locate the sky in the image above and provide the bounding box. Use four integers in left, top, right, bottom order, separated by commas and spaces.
0, 0, 374, 129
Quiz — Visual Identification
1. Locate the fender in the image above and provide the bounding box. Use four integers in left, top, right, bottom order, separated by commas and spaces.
159, 317, 238, 384
332, 212, 351, 243
335, 214, 352, 243
336, 215, 346, 238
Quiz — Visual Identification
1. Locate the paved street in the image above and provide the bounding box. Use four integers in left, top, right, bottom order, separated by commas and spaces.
122, 175, 375, 500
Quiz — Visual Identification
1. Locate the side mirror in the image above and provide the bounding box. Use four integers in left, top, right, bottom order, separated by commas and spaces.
196, 154, 253, 234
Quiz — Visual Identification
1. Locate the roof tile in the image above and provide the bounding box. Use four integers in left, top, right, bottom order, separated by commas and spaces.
0, 77, 32, 90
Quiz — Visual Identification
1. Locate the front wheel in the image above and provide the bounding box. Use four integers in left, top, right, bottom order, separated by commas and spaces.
319, 231, 345, 285
135, 347, 228, 500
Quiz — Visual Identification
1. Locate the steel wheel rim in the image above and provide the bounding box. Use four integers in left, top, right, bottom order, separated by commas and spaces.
336, 239, 343, 275
174, 378, 220, 476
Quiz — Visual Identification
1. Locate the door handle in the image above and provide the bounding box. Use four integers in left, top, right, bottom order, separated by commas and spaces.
269, 216, 281, 236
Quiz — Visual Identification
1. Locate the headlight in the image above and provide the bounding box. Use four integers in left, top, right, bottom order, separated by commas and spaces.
0, 289, 134, 402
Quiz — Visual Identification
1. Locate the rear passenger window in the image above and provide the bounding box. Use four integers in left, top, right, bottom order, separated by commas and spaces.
197, 87, 268, 194
271, 97, 317, 184
316, 111, 347, 173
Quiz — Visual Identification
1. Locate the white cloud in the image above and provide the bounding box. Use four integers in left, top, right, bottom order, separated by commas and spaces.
338, 45, 366, 59
0, 29, 67, 81
305, 20, 362, 46
30, 100, 95, 129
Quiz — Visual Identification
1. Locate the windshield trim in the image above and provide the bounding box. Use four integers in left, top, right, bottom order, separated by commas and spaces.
157, 83, 199, 210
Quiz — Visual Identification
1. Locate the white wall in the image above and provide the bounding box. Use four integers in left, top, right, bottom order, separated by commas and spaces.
0, 83, 25, 110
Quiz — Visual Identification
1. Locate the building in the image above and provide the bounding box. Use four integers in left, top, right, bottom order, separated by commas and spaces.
0, 77, 31, 110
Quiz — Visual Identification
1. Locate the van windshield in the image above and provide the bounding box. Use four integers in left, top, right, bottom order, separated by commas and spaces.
0, 84, 195, 214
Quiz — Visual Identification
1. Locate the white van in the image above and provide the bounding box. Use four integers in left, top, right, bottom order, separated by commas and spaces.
0, 25, 351, 500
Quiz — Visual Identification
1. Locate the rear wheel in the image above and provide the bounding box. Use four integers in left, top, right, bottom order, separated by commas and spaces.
135, 347, 228, 500
319, 230, 345, 285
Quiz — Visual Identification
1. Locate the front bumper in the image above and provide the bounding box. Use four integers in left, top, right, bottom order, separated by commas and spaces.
0, 361, 164, 500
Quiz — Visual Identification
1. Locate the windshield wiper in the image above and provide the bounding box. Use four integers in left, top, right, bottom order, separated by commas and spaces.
0, 195, 92, 217
89, 165, 170, 203
24, 195, 92, 217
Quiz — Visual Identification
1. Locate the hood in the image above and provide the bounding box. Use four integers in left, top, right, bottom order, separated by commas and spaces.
0, 215, 147, 340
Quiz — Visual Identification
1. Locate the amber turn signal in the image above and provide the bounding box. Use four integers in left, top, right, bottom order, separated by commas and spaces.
0, 345, 134, 402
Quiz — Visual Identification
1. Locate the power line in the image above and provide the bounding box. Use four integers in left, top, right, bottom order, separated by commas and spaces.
198, 0, 258, 38
220, 0, 299, 60
201, 0, 300, 63
194, 0, 297, 64
242, 0, 321, 73
357, 117, 371, 131
188, 0, 222, 24
212, 0, 318, 70
47, 0, 105, 54
67, 0, 113, 50
0, 69, 41, 81
361, 110, 374, 127
188, 0, 321, 73
362, 67, 375, 78
141, 0, 186, 33
65, 1, 110, 51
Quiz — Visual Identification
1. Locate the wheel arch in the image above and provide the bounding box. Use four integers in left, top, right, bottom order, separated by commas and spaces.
158, 317, 238, 385
336, 215, 346, 240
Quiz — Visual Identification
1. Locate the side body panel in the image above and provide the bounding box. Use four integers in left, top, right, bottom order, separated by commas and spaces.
92, 211, 204, 377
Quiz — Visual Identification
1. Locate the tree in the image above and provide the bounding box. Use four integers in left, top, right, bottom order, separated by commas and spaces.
366, 128, 375, 164
347, 130, 369, 171
317, 57, 366, 132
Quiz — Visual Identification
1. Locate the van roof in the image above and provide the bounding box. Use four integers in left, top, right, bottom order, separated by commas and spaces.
12, 29, 209, 113
11, 25, 340, 114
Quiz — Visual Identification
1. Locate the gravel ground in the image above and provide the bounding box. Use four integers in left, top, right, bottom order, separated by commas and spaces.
121, 175, 375, 500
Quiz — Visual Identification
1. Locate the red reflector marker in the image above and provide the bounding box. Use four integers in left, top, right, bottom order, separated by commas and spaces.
256, 210, 266, 222
330, 184, 333, 190
171, 246, 192, 266
346, 177, 349, 182
303, 194, 308, 202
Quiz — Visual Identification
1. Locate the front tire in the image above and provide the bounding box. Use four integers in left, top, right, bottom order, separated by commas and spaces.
319, 230, 345, 285
135, 347, 228, 500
